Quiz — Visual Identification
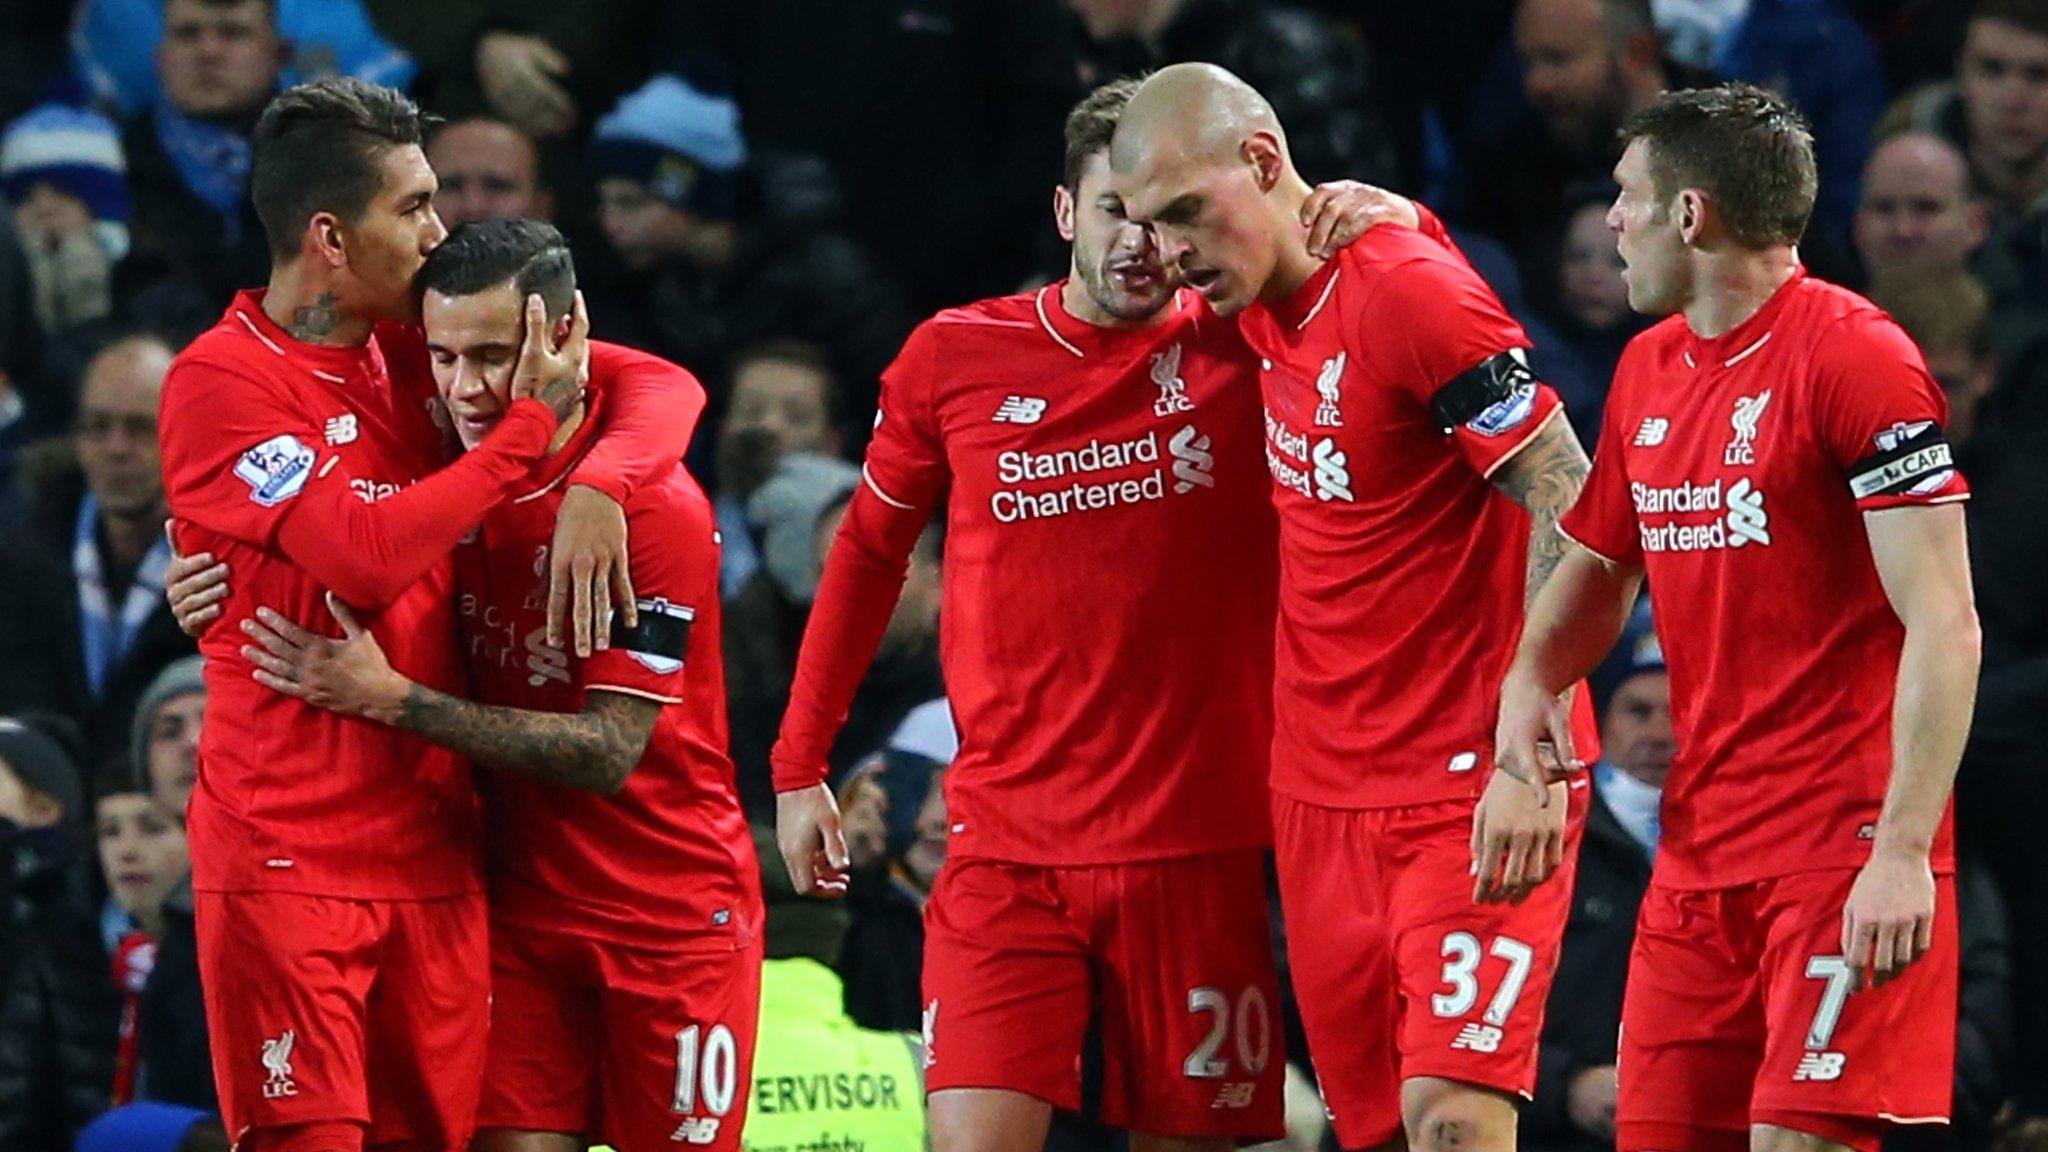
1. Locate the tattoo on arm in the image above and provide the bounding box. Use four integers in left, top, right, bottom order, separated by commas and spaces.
286, 292, 346, 343
1491, 416, 1593, 605
393, 687, 662, 793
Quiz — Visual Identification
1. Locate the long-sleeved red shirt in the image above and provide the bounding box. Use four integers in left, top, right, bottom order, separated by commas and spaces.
161, 291, 700, 898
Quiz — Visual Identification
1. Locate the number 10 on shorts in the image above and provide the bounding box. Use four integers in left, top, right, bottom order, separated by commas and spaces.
1432, 933, 1535, 1054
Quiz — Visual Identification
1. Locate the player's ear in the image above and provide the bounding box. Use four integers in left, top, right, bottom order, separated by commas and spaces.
1053, 183, 1077, 242
1676, 189, 1707, 247
552, 312, 573, 345
308, 211, 347, 269
1244, 132, 1284, 191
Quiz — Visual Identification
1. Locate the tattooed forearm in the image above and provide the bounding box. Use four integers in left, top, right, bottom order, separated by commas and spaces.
286, 292, 347, 343
1491, 415, 1593, 606
393, 686, 660, 793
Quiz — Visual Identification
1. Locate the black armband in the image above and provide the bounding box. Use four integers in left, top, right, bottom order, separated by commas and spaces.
610, 597, 694, 671
1846, 423, 1955, 500
1428, 349, 1541, 436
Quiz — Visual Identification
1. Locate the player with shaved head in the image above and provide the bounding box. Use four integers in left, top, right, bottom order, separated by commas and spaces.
1114, 64, 1600, 1152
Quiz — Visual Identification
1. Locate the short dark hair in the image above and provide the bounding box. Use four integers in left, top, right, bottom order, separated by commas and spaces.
728, 338, 840, 422
1063, 77, 1143, 191
419, 218, 576, 319
251, 78, 428, 261
1619, 83, 1818, 248
1972, 0, 2048, 36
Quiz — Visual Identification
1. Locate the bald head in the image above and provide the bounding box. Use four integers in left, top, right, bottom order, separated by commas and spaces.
1855, 131, 1987, 281
1111, 64, 1311, 316
1110, 63, 1286, 176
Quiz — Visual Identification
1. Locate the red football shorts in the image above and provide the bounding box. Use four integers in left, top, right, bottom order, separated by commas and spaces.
195, 890, 489, 1152
921, 848, 1286, 1141
1272, 785, 1587, 1149
477, 924, 764, 1152
1615, 869, 1958, 1152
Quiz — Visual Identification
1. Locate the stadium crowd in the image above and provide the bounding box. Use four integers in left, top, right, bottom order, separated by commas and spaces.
0, 0, 2043, 1150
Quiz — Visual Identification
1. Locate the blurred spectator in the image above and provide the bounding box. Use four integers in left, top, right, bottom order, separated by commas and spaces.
585, 74, 912, 415
836, 700, 955, 1033
1528, 601, 1665, 1152
131, 656, 204, 819
715, 340, 842, 600
123, 659, 213, 1111
11, 334, 195, 764
725, 452, 861, 817
1544, 195, 1649, 436
1875, 272, 1996, 442
93, 760, 189, 1106
1652, 0, 1888, 233
679, 0, 1080, 313
1885, 0, 2048, 221
1883, 0, 2048, 340
0, 104, 129, 343
0, 718, 119, 1152
1855, 132, 1992, 288
1066, 0, 1405, 187
73, 0, 413, 117
117, 0, 279, 313
365, 0, 655, 140
1462, 0, 1671, 267
424, 116, 553, 228
74, 1103, 227, 1152
746, 824, 927, 1150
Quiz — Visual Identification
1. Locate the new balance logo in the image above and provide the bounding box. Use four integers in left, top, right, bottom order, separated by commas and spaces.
1725, 478, 1770, 547
993, 396, 1047, 424
325, 413, 358, 445
1451, 1023, 1503, 1053
1634, 418, 1669, 447
1794, 1052, 1846, 1082
261, 1030, 298, 1099
1169, 426, 1214, 493
670, 1118, 723, 1144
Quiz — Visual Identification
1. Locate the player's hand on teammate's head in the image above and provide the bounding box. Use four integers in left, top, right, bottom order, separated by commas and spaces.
1470, 767, 1569, 905
1841, 848, 1938, 992
510, 290, 590, 425
239, 595, 411, 724
776, 782, 851, 899
1299, 181, 1419, 260
164, 522, 231, 637
548, 485, 636, 659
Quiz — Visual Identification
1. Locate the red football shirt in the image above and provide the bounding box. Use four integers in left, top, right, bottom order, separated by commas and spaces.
775, 284, 1280, 865
1238, 229, 1595, 810
162, 292, 559, 898
456, 379, 760, 952
1562, 270, 1968, 889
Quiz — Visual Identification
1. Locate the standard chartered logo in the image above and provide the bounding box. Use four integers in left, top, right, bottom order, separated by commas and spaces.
1631, 476, 1772, 552
989, 425, 1216, 523
1725, 478, 1769, 546
1169, 425, 1215, 493
1311, 439, 1352, 502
